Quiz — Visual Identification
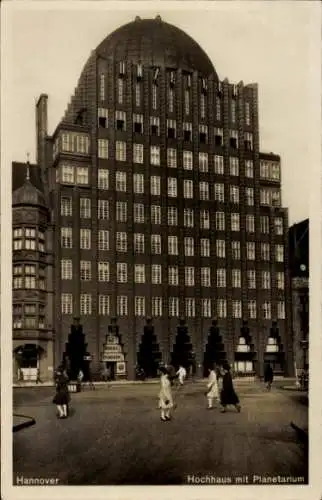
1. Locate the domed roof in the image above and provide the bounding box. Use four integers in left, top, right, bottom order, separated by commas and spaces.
12, 167, 47, 208
96, 16, 216, 77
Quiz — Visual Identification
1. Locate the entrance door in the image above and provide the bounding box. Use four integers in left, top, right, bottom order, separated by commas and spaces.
16, 344, 39, 381
106, 362, 116, 381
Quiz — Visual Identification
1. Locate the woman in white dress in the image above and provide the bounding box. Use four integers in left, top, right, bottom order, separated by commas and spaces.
205, 366, 219, 409
158, 367, 174, 422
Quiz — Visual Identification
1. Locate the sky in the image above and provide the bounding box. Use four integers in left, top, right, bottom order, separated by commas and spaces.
2, 0, 320, 225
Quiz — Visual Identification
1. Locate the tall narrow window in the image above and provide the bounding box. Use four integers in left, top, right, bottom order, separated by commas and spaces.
216, 97, 221, 121
199, 124, 208, 144
117, 78, 124, 104
98, 169, 109, 190
116, 141, 126, 162
135, 83, 141, 107
98, 139, 109, 159
231, 99, 236, 123
116, 171, 127, 192
80, 229, 91, 250
99, 74, 105, 102
245, 102, 251, 125
115, 110, 126, 131
183, 122, 192, 142
150, 116, 160, 136
183, 150, 193, 170
133, 114, 144, 134
245, 160, 254, 178
167, 119, 176, 139
80, 198, 91, 219
117, 296, 128, 316
98, 200, 109, 220
184, 90, 190, 115
80, 294, 92, 315
168, 88, 174, 113
230, 130, 238, 149
152, 84, 157, 110
167, 148, 177, 168
214, 128, 223, 147
98, 108, 108, 128
133, 144, 143, 164
244, 132, 253, 151
200, 94, 206, 119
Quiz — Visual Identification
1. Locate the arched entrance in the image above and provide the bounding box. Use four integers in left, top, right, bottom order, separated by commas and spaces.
170, 319, 193, 371
137, 318, 162, 378
203, 320, 227, 377
14, 344, 45, 382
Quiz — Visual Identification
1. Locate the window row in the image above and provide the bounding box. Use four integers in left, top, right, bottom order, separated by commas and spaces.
97, 141, 256, 172
56, 164, 281, 208
53, 132, 90, 158
57, 158, 256, 191
13, 264, 46, 289
13, 303, 46, 329
60, 228, 285, 261
61, 293, 285, 320
99, 70, 249, 113
97, 111, 252, 144
260, 160, 281, 182
13, 317, 46, 329
13, 228, 45, 252
60, 198, 284, 236
61, 259, 285, 289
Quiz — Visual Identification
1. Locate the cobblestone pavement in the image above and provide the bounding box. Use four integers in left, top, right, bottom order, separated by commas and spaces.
13, 381, 308, 485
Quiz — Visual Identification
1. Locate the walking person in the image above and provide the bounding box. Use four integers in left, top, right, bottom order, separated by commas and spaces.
205, 366, 219, 409
176, 365, 187, 386
158, 367, 174, 422
77, 369, 84, 391
264, 363, 274, 391
53, 366, 70, 419
220, 362, 241, 413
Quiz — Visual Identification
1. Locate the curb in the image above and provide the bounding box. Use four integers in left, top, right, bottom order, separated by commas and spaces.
290, 421, 308, 443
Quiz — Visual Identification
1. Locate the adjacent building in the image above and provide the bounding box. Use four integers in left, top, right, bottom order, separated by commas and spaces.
12, 16, 293, 381
289, 219, 309, 374
12, 161, 54, 382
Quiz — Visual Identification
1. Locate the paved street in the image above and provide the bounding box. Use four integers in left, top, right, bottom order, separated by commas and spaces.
13, 381, 308, 485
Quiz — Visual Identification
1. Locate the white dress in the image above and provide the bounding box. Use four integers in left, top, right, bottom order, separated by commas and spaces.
207, 370, 219, 399
177, 367, 187, 383
158, 374, 174, 409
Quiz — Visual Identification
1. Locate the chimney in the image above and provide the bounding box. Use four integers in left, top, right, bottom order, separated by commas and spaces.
35, 94, 49, 198
36, 94, 48, 170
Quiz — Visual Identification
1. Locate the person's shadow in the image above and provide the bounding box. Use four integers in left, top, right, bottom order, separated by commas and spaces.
67, 406, 76, 418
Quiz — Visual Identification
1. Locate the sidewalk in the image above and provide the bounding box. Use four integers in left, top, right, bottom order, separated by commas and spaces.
13, 376, 296, 389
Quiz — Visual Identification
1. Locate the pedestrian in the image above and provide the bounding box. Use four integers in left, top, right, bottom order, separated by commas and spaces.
220, 362, 241, 413
205, 366, 219, 409
158, 366, 173, 422
53, 366, 70, 419
77, 369, 84, 391
264, 363, 274, 391
176, 365, 187, 386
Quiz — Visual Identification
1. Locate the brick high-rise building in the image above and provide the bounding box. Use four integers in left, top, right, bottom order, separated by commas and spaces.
12, 16, 293, 380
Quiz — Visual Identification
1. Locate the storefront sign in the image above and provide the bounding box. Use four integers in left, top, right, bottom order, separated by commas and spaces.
102, 353, 124, 362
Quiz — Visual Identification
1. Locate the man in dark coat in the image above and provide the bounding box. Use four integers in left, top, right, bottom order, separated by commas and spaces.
264, 363, 274, 391
220, 362, 241, 413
